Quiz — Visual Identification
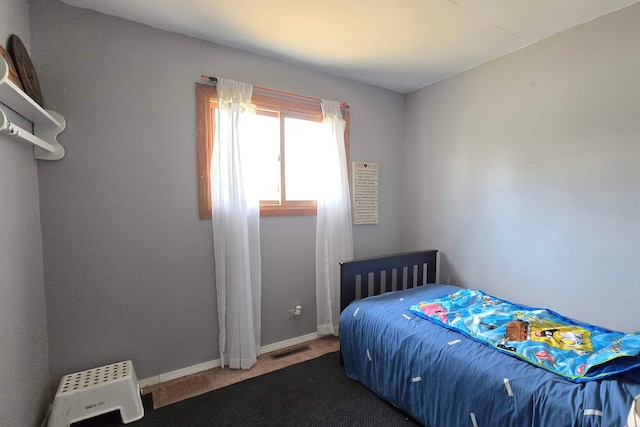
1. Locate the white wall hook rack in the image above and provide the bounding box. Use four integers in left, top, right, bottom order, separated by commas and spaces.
0, 57, 65, 160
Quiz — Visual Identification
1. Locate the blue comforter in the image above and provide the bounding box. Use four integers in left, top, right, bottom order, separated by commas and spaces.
339, 284, 640, 427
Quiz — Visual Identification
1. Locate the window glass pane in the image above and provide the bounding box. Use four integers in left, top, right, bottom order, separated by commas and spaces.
239, 112, 281, 201
284, 117, 325, 201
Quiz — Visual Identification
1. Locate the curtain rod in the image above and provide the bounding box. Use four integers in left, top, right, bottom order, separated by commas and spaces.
200, 75, 349, 109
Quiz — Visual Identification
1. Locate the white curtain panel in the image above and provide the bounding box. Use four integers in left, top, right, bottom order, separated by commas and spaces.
210, 78, 262, 369
316, 99, 354, 336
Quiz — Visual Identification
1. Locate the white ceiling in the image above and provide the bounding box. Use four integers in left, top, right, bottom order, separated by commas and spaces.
59, 0, 639, 93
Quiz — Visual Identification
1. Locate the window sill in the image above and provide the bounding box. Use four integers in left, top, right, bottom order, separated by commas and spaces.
260, 204, 317, 217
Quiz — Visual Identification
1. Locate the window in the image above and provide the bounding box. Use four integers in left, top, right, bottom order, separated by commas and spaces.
196, 83, 350, 218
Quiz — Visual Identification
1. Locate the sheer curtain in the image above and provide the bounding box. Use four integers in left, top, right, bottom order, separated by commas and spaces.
210, 78, 261, 369
316, 99, 354, 336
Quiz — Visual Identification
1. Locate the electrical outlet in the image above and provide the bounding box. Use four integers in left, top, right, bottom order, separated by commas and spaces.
288, 305, 303, 319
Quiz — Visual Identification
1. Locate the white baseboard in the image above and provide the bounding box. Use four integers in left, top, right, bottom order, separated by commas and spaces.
138, 331, 322, 389
258, 331, 321, 354
40, 404, 53, 427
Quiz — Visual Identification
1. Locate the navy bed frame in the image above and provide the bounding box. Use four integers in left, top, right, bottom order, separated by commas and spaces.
339, 249, 439, 313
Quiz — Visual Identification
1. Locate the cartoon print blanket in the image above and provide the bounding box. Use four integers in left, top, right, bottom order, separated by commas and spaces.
409, 289, 640, 382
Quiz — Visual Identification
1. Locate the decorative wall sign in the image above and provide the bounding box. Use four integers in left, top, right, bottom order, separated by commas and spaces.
352, 161, 379, 224
8, 34, 43, 106
0, 44, 23, 90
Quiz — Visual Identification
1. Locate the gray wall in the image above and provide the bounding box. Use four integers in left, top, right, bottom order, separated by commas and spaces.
13, 0, 638, 418
403, 3, 640, 332
29, 0, 405, 383
0, 0, 51, 424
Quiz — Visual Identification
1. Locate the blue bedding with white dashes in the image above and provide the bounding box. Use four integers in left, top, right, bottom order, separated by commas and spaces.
339, 284, 640, 427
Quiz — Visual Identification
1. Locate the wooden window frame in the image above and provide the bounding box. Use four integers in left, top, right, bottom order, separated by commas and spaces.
196, 83, 350, 219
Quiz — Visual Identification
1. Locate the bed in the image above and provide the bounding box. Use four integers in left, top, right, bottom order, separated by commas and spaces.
339, 249, 640, 427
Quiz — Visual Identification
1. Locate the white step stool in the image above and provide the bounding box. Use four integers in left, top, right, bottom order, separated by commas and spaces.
48, 360, 144, 426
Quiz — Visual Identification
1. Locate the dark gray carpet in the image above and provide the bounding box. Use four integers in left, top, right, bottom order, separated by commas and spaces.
74, 351, 422, 426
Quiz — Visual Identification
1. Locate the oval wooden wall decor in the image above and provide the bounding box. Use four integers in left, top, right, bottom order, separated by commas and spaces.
0, 44, 23, 90
8, 34, 44, 107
